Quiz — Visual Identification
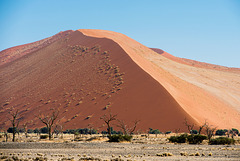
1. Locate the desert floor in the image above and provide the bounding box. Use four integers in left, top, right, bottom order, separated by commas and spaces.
0, 134, 240, 161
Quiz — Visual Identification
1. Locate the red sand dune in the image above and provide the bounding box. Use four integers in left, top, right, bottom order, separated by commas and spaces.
0, 30, 73, 66
1, 29, 239, 132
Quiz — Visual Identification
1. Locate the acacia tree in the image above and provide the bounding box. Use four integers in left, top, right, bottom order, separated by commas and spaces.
100, 113, 117, 137
8, 109, 20, 142
183, 118, 195, 134
37, 109, 59, 140
198, 120, 207, 134
205, 121, 217, 142
116, 119, 140, 135
226, 129, 237, 139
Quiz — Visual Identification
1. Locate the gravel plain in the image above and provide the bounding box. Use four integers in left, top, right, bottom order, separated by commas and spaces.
1, 141, 240, 161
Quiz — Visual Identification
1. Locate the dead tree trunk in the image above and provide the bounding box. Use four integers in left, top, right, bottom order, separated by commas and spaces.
205, 121, 217, 142
37, 109, 59, 140
183, 118, 195, 134
116, 119, 140, 136
23, 122, 29, 139
8, 109, 20, 142
100, 113, 117, 137
4, 130, 8, 142
198, 120, 207, 134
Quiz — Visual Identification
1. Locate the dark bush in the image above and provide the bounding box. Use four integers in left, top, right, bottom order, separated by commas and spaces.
63, 129, 76, 134
191, 130, 198, 134
40, 127, 48, 134
165, 131, 172, 134
34, 128, 40, 134
40, 134, 48, 139
168, 134, 188, 143
149, 128, 162, 134
216, 129, 227, 136
101, 130, 108, 134
64, 128, 98, 134
187, 134, 207, 144
18, 128, 25, 133
209, 137, 235, 145
231, 128, 239, 134
27, 129, 34, 133
7, 127, 18, 133
108, 134, 132, 142
101, 128, 122, 135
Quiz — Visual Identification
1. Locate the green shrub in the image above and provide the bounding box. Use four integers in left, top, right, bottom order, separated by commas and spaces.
168, 134, 188, 143
231, 128, 239, 134
209, 137, 235, 145
169, 134, 207, 144
27, 129, 34, 133
40, 134, 48, 139
148, 128, 162, 134
165, 131, 172, 134
108, 134, 132, 142
191, 130, 198, 134
40, 127, 48, 134
187, 134, 207, 144
7, 127, 18, 133
215, 129, 227, 136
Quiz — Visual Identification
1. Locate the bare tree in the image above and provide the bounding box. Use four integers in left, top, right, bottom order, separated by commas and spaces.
198, 120, 207, 134
53, 117, 65, 139
129, 120, 140, 135
116, 119, 127, 135
8, 109, 20, 142
1, 124, 9, 142
174, 128, 180, 136
23, 121, 30, 139
37, 109, 59, 140
205, 121, 217, 142
54, 124, 63, 138
2, 126, 8, 142
100, 113, 117, 137
4, 130, 8, 142
183, 118, 195, 134
116, 119, 140, 135
228, 129, 237, 139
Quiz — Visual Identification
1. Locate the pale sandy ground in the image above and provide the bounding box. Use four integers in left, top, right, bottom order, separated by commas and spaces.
0, 134, 240, 161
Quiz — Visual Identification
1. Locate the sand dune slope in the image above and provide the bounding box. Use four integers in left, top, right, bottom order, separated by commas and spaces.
0, 30, 196, 132
0, 30, 73, 66
79, 29, 240, 129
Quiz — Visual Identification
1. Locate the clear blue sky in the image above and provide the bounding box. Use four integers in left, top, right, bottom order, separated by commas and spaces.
0, 0, 239, 67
